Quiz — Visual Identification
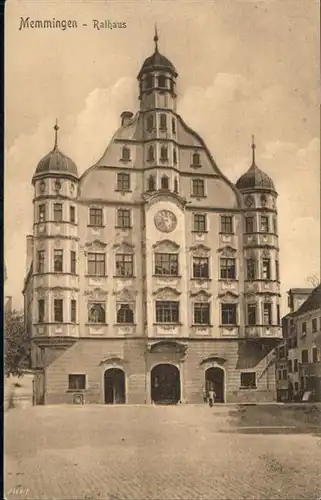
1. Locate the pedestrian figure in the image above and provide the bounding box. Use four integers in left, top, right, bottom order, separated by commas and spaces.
202, 386, 207, 403
208, 388, 216, 407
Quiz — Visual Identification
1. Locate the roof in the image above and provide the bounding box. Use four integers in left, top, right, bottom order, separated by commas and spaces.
293, 284, 321, 316
236, 163, 276, 192
34, 147, 78, 178
137, 31, 177, 79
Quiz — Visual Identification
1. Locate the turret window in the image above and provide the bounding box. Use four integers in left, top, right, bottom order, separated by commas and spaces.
70, 206, 75, 223
53, 203, 63, 222
245, 217, 254, 233
54, 299, 63, 323
87, 252, 105, 276
117, 173, 131, 191
71, 299, 77, 323
70, 251, 76, 274
246, 259, 256, 280
262, 258, 271, 279
161, 175, 169, 190
159, 114, 167, 130
263, 303, 272, 325
146, 115, 154, 130
147, 146, 155, 162
273, 216, 278, 233
174, 178, 178, 193
172, 118, 176, 134
160, 145, 168, 161
145, 75, 153, 89
88, 302, 106, 323
191, 152, 201, 166
38, 299, 45, 323
37, 250, 45, 274
89, 208, 103, 227
53, 250, 63, 273
277, 304, 281, 326
121, 146, 131, 162
260, 216, 269, 233
157, 75, 166, 88
117, 303, 134, 324
275, 260, 280, 281
147, 175, 156, 191
247, 303, 257, 325
39, 204, 46, 223
173, 148, 177, 164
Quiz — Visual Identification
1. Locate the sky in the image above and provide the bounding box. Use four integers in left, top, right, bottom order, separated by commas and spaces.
4, 0, 320, 313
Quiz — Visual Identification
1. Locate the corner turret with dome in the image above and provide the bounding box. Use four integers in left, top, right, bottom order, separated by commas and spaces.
236, 136, 276, 193
32, 121, 78, 184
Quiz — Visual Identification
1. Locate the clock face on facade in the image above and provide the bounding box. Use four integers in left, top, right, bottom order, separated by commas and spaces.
154, 210, 177, 233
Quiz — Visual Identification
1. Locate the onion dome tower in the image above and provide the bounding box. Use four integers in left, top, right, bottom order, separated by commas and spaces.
138, 27, 180, 193
31, 121, 80, 344
236, 137, 281, 341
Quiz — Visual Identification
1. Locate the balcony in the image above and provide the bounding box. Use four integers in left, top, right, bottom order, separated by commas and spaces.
245, 325, 282, 339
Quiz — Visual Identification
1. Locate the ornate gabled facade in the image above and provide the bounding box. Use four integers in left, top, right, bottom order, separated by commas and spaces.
24, 31, 282, 405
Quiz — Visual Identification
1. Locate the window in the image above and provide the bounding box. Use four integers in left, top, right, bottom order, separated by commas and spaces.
147, 175, 156, 191
71, 299, 76, 323
54, 250, 63, 272
312, 318, 317, 332
121, 146, 131, 161
89, 208, 103, 227
174, 178, 178, 193
68, 374, 86, 390
193, 214, 206, 233
53, 203, 63, 222
160, 145, 168, 161
39, 204, 46, 222
263, 303, 272, 325
161, 176, 169, 190
157, 75, 166, 87
156, 301, 179, 323
220, 216, 233, 234
277, 304, 280, 326
245, 217, 254, 233
38, 299, 45, 323
70, 206, 75, 223
313, 347, 318, 363
117, 173, 130, 191
282, 370, 287, 380
54, 299, 63, 322
88, 302, 106, 323
275, 260, 280, 281
117, 209, 131, 228
172, 118, 176, 134
246, 259, 256, 280
87, 252, 105, 276
70, 251, 76, 274
192, 179, 205, 197
273, 216, 278, 233
37, 250, 45, 273
294, 359, 298, 372
292, 335, 298, 348
194, 303, 210, 325
260, 216, 269, 233
221, 303, 237, 325
155, 253, 178, 276
160, 114, 167, 130
301, 322, 307, 335
193, 257, 209, 279
247, 303, 256, 325
262, 259, 271, 279
116, 254, 134, 277
116, 304, 134, 324
146, 115, 154, 130
240, 372, 256, 388
294, 382, 299, 392
301, 349, 309, 363
220, 258, 236, 280
145, 75, 153, 89
173, 149, 177, 164
147, 146, 155, 162
192, 152, 200, 166
288, 360, 292, 373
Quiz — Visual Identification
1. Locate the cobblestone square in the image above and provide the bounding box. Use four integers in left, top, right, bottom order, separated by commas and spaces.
4, 405, 321, 500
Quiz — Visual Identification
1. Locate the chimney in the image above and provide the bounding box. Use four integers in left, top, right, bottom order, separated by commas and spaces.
26, 235, 34, 273
120, 111, 134, 127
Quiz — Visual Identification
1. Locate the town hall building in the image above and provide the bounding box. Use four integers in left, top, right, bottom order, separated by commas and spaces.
23, 31, 282, 405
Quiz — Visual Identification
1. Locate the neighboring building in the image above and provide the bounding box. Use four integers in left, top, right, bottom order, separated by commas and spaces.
23, 31, 282, 405
4, 262, 12, 314
276, 286, 321, 401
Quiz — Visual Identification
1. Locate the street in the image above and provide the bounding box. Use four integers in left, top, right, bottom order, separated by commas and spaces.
4, 404, 321, 500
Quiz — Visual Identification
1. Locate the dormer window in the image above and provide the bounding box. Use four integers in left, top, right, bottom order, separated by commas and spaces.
146, 115, 154, 130
157, 75, 166, 88
145, 75, 153, 89
147, 145, 155, 162
160, 114, 167, 130
121, 146, 131, 162
192, 152, 201, 166
161, 175, 169, 190
148, 175, 156, 191
160, 145, 168, 161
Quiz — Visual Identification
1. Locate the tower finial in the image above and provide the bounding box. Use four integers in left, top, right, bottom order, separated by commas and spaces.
54, 118, 59, 149
154, 24, 159, 52
251, 134, 256, 166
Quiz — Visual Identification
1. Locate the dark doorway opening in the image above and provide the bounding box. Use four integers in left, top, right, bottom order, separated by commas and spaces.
104, 368, 126, 404
205, 367, 225, 403
151, 364, 180, 405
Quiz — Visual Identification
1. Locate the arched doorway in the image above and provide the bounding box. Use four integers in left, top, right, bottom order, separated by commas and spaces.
104, 368, 126, 404
205, 367, 225, 403
151, 364, 180, 405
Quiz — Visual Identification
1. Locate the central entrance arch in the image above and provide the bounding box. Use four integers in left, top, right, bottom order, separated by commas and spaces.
151, 364, 180, 405
104, 368, 125, 404
205, 367, 225, 403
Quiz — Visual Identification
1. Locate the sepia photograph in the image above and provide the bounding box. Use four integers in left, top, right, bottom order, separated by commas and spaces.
4, 0, 321, 499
